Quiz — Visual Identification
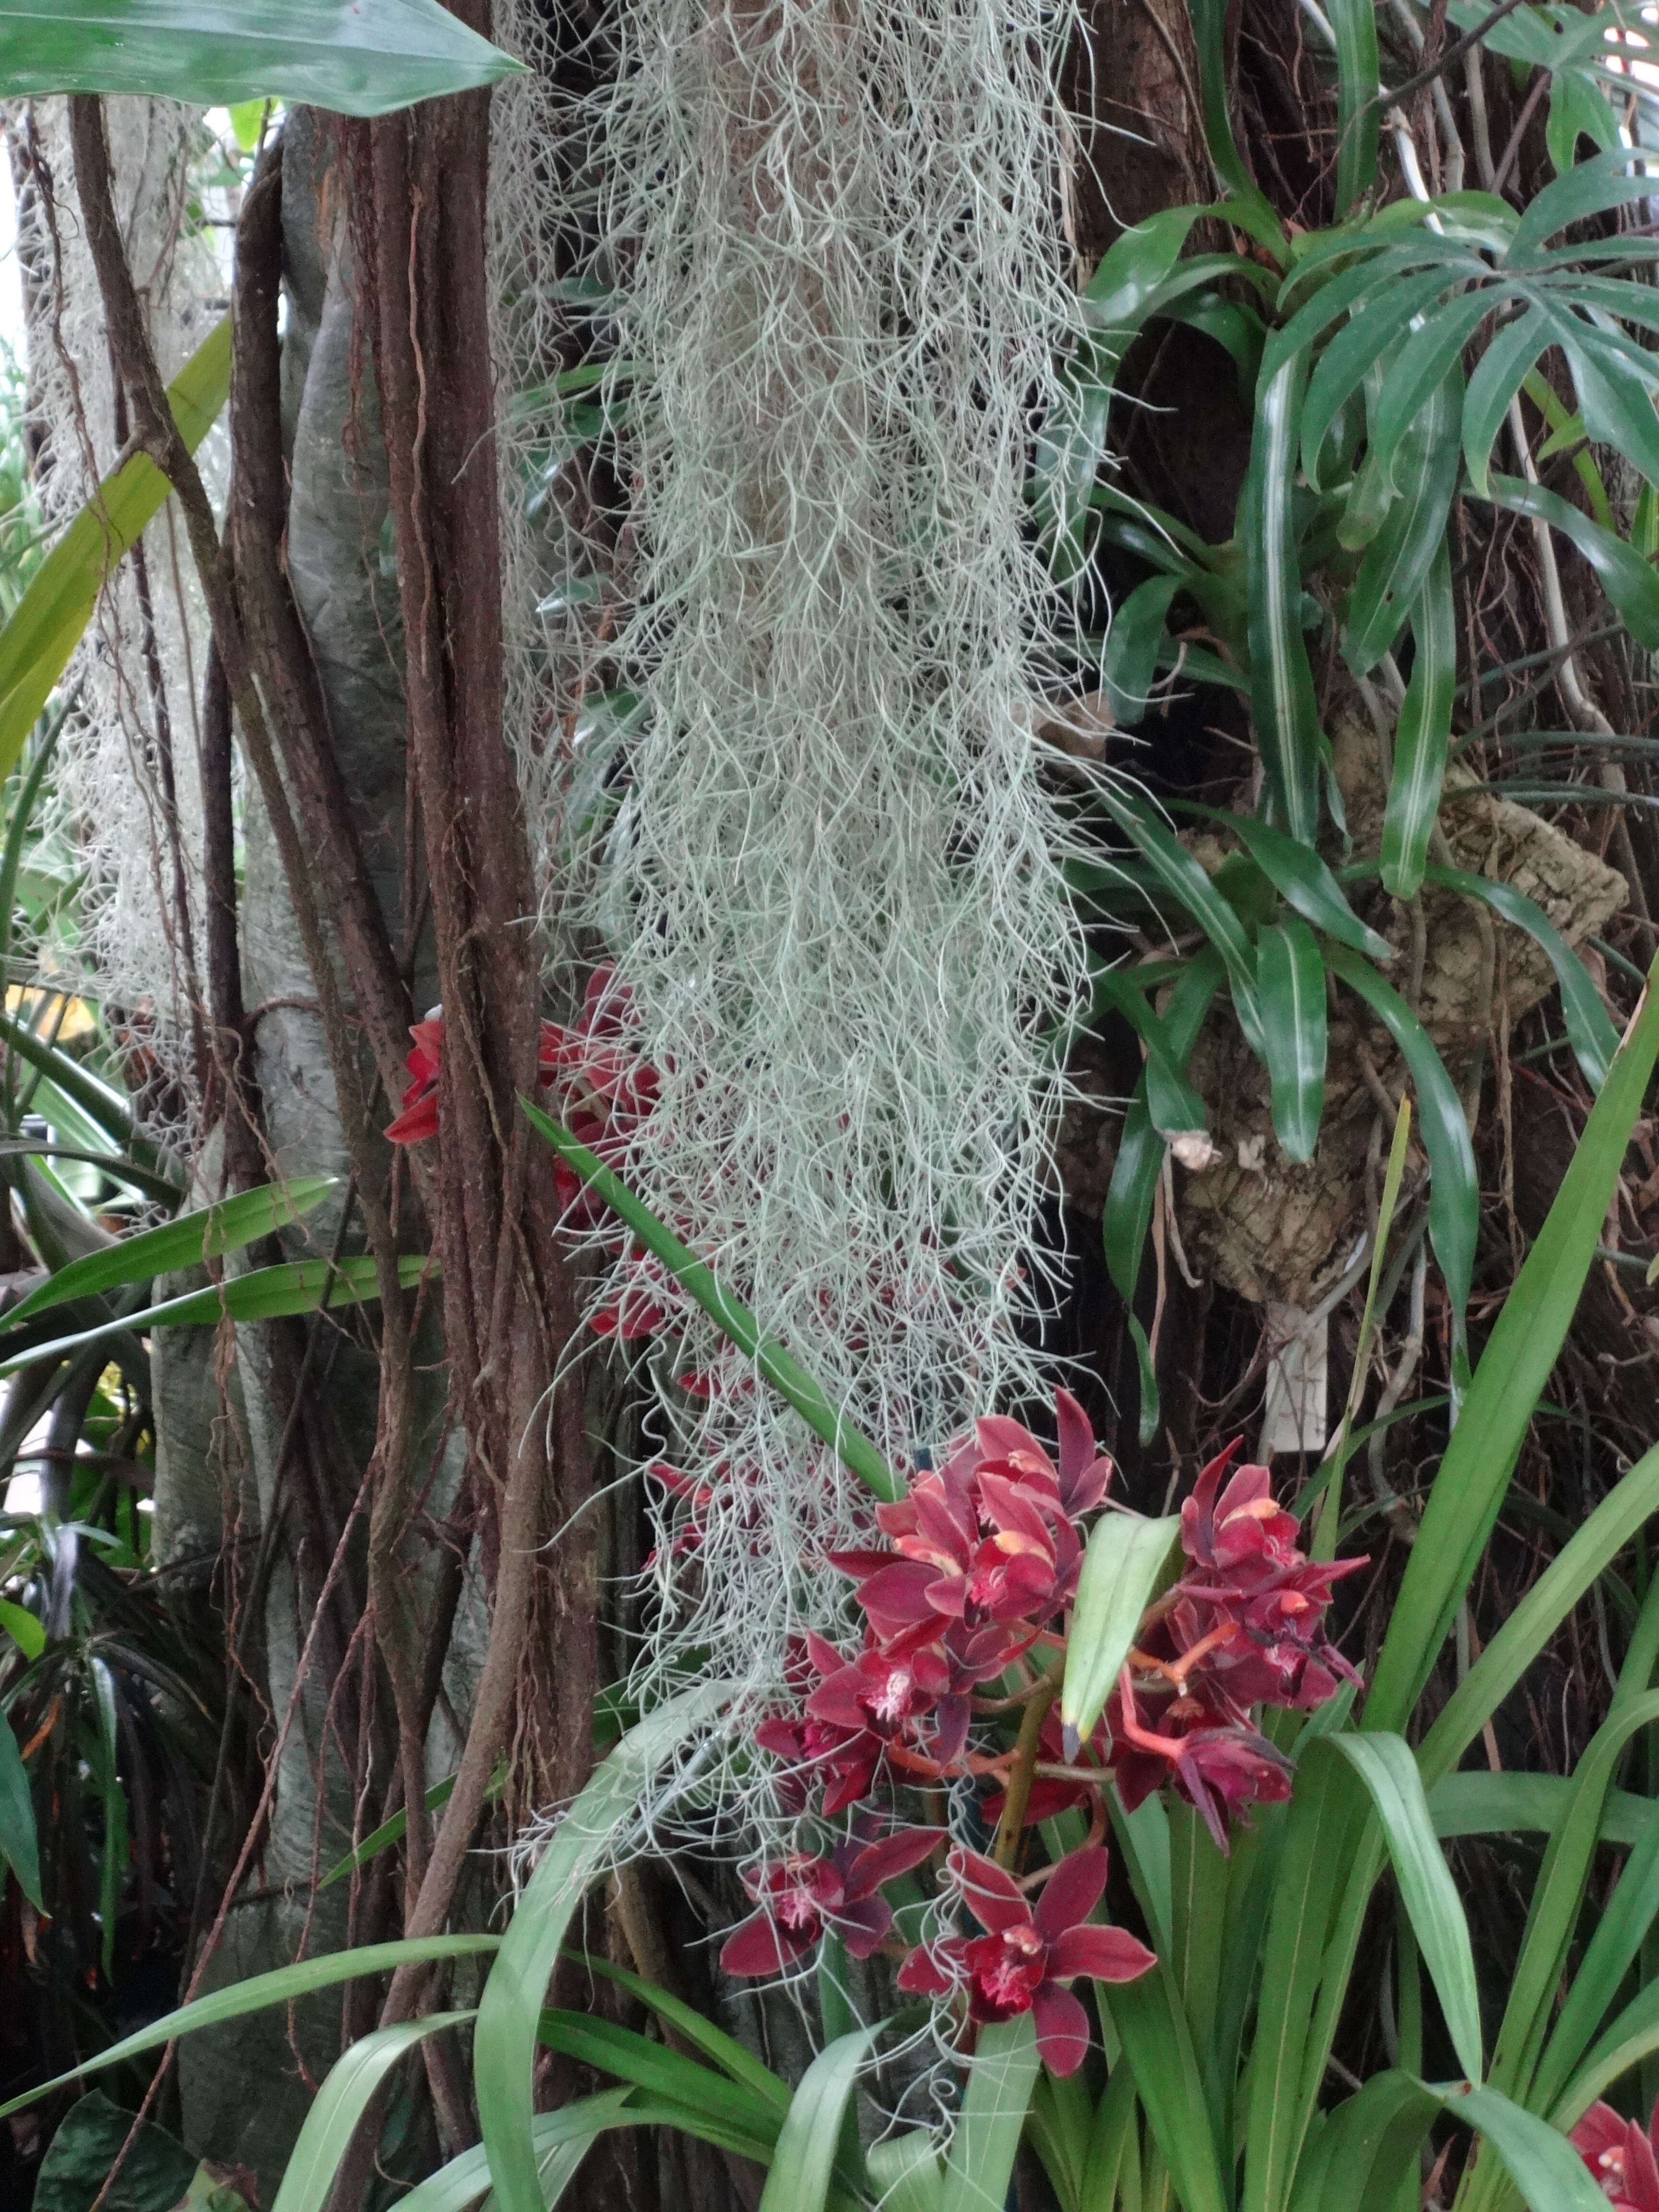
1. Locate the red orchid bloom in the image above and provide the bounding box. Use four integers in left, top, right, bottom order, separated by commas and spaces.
807, 1619, 1013, 1768
1574, 2098, 1659, 2211
897, 1845, 1154, 2075
840, 1463, 1078, 1642
720, 1827, 942, 1978
1110, 1669, 1294, 1853
384, 1017, 443, 1146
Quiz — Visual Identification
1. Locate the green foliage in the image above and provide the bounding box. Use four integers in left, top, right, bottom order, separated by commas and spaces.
0, 0, 521, 115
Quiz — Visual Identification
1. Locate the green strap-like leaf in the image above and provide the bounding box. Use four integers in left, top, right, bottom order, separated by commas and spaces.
1092, 791, 1262, 1038
522, 1100, 900, 1503
1247, 358, 1323, 842
1177, 805, 1394, 959
1508, 147, 1659, 266
1293, 2071, 1605, 2212
1326, 0, 1379, 216
0, 1707, 42, 1913
1108, 1959, 1231, 2212
941, 2015, 1044, 2212
1061, 1515, 1183, 1749
272, 2012, 474, 2212
0, 1007, 178, 1186
757, 2027, 878, 2212
1088, 972, 1210, 1141
0, 0, 521, 113
1325, 945, 1477, 1333
395, 2093, 637, 2212
1184, 0, 1287, 253
1464, 303, 1550, 496
1257, 918, 1327, 1163
0, 318, 229, 786
1325, 1736, 1482, 2082
3, 1177, 338, 1329
1382, 540, 1457, 899
1367, 961, 1659, 1734
0, 1253, 434, 1379
1102, 575, 1182, 727
474, 1682, 734, 2212
567, 1952, 792, 2115
1345, 367, 1462, 676
540, 2009, 782, 2153
0, 1935, 500, 2123
1422, 863, 1620, 1089
866, 2131, 944, 2212
1486, 473, 1659, 650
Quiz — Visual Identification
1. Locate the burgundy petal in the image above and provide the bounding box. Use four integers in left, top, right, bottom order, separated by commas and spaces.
952, 1848, 1033, 1936
847, 1826, 945, 1898
1033, 1846, 1109, 1942
1048, 1924, 1157, 1984
833, 1894, 894, 1959
856, 1560, 942, 1630
1054, 1389, 1095, 1493
896, 1940, 965, 1996
720, 1912, 813, 1978
1031, 1982, 1093, 2077
932, 1693, 970, 1767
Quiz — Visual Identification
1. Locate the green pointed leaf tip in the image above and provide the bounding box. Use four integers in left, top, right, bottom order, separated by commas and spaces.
1061, 1514, 1182, 1747
0, 1, 522, 115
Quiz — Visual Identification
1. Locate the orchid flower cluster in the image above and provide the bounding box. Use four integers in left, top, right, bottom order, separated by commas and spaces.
720, 1400, 1364, 2072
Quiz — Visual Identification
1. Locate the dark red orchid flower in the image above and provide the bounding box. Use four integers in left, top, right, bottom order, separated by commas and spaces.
896, 1845, 1154, 2075
385, 1017, 443, 1146
1110, 1669, 1294, 1853
807, 1619, 1013, 1769
1574, 2098, 1659, 2211
840, 1464, 1076, 1642
720, 1827, 942, 1978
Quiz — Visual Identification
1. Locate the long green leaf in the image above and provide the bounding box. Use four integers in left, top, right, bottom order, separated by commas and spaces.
1485, 475, 1659, 650
1464, 304, 1550, 496
1346, 367, 1462, 675
523, 1101, 899, 1503
396, 2092, 637, 2212
757, 2027, 878, 2212
474, 1681, 733, 2212
4, 1177, 337, 1329
272, 2012, 474, 2212
941, 2014, 1044, 2212
1185, 0, 1286, 252
867, 2131, 945, 2212
1293, 2072, 1605, 2212
1429, 1770, 1653, 1848
540, 2009, 782, 2151
1327, 0, 1379, 216
0, 1007, 178, 1185
1091, 792, 1262, 1036
1532, 1792, 1659, 2118
1508, 147, 1659, 266
1247, 357, 1323, 841
1368, 962, 1659, 1733
1326, 1735, 1482, 2081
1257, 918, 1327, 1162
1382, 541, 1457, 899
1109, 1957, 1231, 2212
1422, 864, 1620, 1090
1061, 1515, 1182, 1749
567, 1951, 792, 2116
1178, 806, 1393, 960
1089, 972, 1210, 1141
0, 0, 520, 113
0, 1935, 498, 2122
0, 1253, 433, 1378
1325, 945, 1477, 1329
0, 1706, 41, 1912
0, 319, 229, 785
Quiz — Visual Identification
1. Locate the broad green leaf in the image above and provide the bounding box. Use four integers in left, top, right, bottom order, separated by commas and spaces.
0, 1706, 41, 1911
1257, 918, 1326, 1163
1509, 147, 1659, 266
757, 2026, 878, 2212
1325, 946, 1477, 1331
1326, 1735, 1481, 2081
0, 319, 229, 788
32, 2092, 199, 2212
569, 1952, 792, 2115
1559, 1980, 1659, 2129
474, 1681, 734, 2212
1091, 791, 1262, 1039
0, 1596, 43, 1660
0, 1254, 434, 1378
0, 1935, 499, 2122
1185, 0, 1287, 253
1429, 1770, 1652, 1848
1382, 542, 1456, 899
1029, 2070, 1093, 2212
1108, 1957, 1230, 2212
1422, 864, 1619, 1088
0, 0, 521, 114
1559, 313, 1659, 489
3, 1177, 337, 1329
396, 2092, 637, 2212
1297, 266, 1469, 485
1078, 2062, 1141, 2212
0, 1006, 178, 1186
1177, 805, 1394, 958
1102, 575, 1182, 727
272, 2012, 474, 2212
1088, 972, 1209, 1141
1346, 369, 1462, 675
1061, 1515, 1182, 1748
941, 2014, 1043, 2212
1532, 1791, 1659, 2118
1367, 301, 1483, 497
1453, 2083, 1608, 2212
525, 1101, 900, 1503
1292, 2072, 1605, 2212
540, 2009, 782, 2153
1485, 473, 1659, 650
1368, 961, 1659, 1734
1246, 358, 1323, 841
866, 2131, 944, 2212
1464, 304, 1550, 496
1326, 0, 1379, 215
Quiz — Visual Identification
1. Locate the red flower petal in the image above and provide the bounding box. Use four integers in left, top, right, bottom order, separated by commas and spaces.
1047, 1924, 1157, 1985
1033, 1846, 1108, 1943
1031, 1983, 1092, 2076
719, 1912, 813, 1978
896, 1940, 965, 1996
952, 1848, 1031, 1936
847, 1827, 943, 1898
